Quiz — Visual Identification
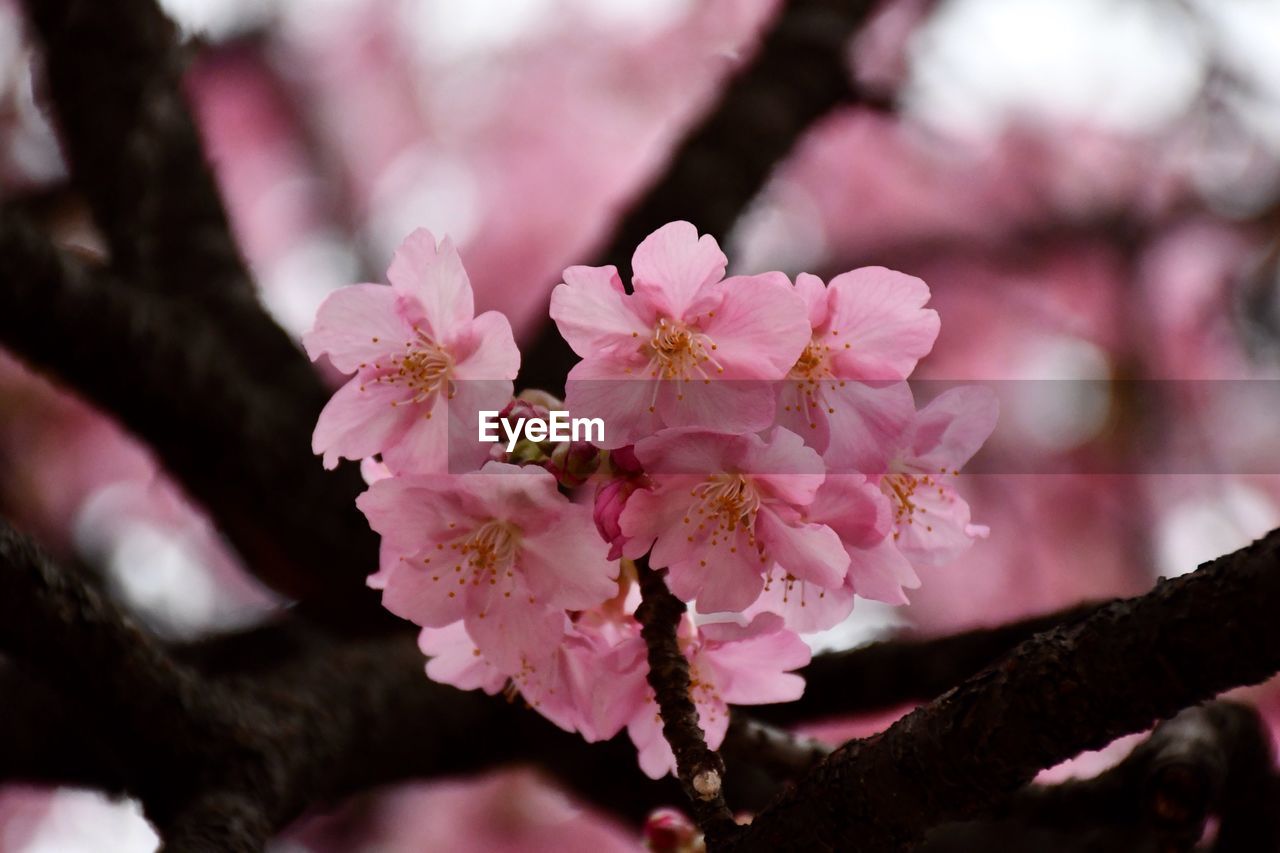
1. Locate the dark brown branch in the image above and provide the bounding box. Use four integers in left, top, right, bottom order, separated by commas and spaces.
0, 207, 390, 632
520, 0, 881, 392
721, 714, 831, 813
635, 560, 739, 843
756, 600, 1105, 725
730, 528, 1280, 851
920, 701, 1276, 853
0, 519, 686, 841
14, 0, 389, 632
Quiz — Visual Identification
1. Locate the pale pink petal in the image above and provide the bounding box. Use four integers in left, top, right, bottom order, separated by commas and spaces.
628, 700, 676, 779
563, 357, 664, 449
521, 510, 618, 610
848, 537, 918, 605
826, 267, 940, 381
633, 429, 746, 476
908, 386, 1000, 471
303, 284, 413, 373
386, 229, 475, 338
703, 627, 809, 706
807, 475, 890, 547
775, 379, 833, 455
419, 624, 506, 694
756, 509, 849, 590
654, 379, 777, 436
748, 570, 857, 633
669, 547, 766, 613
379, 398, 450, 474
462, 463, 565, 525
747, 428, 826, 506
550, 265, 651, 356
442, 378, 516, 474
892, 484, 977, 568
590, 638, 649, 739
700, 273, 810, 379
312, 375, 416, 469
449, 311, 520, 381
794, 272, 831, 328
822, 380, 915, 474
630, 221, 726, 317
619, 485, 694, 562
465, 593, 567, 675
378, 554, 469, 627
357, 475, 462, 556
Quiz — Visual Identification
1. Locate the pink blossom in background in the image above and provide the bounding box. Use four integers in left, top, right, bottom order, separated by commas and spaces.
285, 769, 639, 853
304, 228, 519, 473
620, 427, 849, 614
553, 221, 809, 447
359, 463, 615, 672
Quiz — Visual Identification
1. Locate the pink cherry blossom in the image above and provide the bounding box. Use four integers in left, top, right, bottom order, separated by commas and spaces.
551, 221, 810, 448
878, 386, 999, 568
304, 229, 520, 474
618, 613, 811, 779
358, 463, 617, 671
620, 427, 849, 613
778, 270, 938, 472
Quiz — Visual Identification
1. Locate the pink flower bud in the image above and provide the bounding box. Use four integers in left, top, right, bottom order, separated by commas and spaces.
644, 807, 702, 852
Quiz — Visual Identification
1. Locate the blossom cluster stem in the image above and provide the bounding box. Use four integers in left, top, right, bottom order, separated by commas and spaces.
634, 558, 740, 844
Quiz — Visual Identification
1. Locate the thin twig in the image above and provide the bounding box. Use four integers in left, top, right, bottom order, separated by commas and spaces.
635, 559, 739, 844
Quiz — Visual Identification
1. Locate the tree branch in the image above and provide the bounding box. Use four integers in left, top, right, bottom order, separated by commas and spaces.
756, 601, 1105, 725
920, 701, 1276, 852
729, 528, 1280, 851
520, 0, 881, 392
0, 207, 389, 632
14, 0, 390, 632
635, 559, 739, 843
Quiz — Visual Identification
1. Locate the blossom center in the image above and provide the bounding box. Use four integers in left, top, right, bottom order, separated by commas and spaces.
682, 473, 768, 562
644, 318, 719, 382
881, 472, 939, 536
426, 520, 522, 598
376, 330, 454, 404
790, 341, 831, 381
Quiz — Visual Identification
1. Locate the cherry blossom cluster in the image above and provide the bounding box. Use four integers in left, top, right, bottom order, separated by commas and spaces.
304, 222, 997, 777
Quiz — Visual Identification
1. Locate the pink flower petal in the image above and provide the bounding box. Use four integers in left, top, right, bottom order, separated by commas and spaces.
449, 311, 520, 381
630, 221, 727, 317
550, 265, 651, 357
908, 386, 1000, 471
756, 509, 849, 590
303, 283, 413, 373
386, 229, 475, 339
700, 273, 810, 379
826, 266, 940, 381
563, 357, 664, 449
312, 375, 416, 469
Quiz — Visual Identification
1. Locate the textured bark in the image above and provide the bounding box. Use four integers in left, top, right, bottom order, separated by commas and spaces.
0, 208, 389, 632
758, 601, 1105, 724
920, 701, 1278, 853
519, 0, 879, 393
0, 519, 684, 843
14, 0, 387, 633
730, 529, 1280, 851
